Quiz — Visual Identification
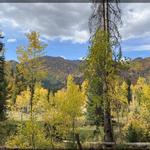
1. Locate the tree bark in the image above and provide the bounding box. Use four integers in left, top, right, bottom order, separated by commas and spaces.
29, 80, 36, 149
103, 79, 113, 142
102, 0, 114, 142
75, 133, 82, 150
72, 117, 75, 148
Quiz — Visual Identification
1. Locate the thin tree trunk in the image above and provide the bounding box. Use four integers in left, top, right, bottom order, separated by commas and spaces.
103, 86, 113, 142
75, 133, 82, 150
30, 81, 36, 149
102, 0, 114, 143
47, 88, 50, 102
72, 117, 75, 148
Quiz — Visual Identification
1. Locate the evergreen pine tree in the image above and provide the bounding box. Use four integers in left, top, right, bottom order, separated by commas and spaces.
86, 76, 103, 126
127, 79, 132, 104
0, 33, 7, 120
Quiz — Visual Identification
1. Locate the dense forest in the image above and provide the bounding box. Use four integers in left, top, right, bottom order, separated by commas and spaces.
0, 1, 150, 150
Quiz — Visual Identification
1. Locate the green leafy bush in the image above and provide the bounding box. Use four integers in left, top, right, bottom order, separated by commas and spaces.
0, 121, 17, 145
126, 123, 142, 142
124, 120, 150, 142
6, 121, 52, 149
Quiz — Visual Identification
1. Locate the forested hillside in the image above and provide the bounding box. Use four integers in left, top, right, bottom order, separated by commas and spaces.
1, 1, 150, 150
6, 56, 150, 88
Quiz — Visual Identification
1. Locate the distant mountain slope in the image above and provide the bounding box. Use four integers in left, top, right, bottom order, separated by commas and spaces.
127, 57, 150, 83
6, 56, 150, 90
41, 56, 82, 81
6, 56, 83, 90
40, 56, 83, 90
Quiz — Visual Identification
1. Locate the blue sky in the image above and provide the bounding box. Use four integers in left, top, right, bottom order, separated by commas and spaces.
1, 3, 150, 61
5, 36, 150, 61
5, 36, 89, 61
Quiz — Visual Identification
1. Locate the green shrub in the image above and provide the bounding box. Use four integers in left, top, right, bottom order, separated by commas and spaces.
0, 120, 17, 145
6, 120, 52, 149
126, 123, 141, 142
125, 121, 150, 142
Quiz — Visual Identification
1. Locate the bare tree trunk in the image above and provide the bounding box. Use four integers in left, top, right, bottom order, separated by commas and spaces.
72, 117, 75, 148
47, 88, 50, 102
75, 133, 82, 150
104, 105, 113, 142
103, 79, 113, 142
29, 81, 36, 149
102, 0, 114, 143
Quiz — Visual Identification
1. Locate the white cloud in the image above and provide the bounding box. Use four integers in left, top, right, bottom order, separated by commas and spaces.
73, 30, 89, 44
60, 30, 89, 44
124, 44, 150, 52
1, 3, 150, 47
78, 56, 85, 60
7, 38, 16, 43
120, 3, 150, 40
0, 3, 91, 44
60, 55, 66, 59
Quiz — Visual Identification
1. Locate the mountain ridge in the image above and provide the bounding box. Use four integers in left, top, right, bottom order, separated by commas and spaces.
6, 56, 150, 89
